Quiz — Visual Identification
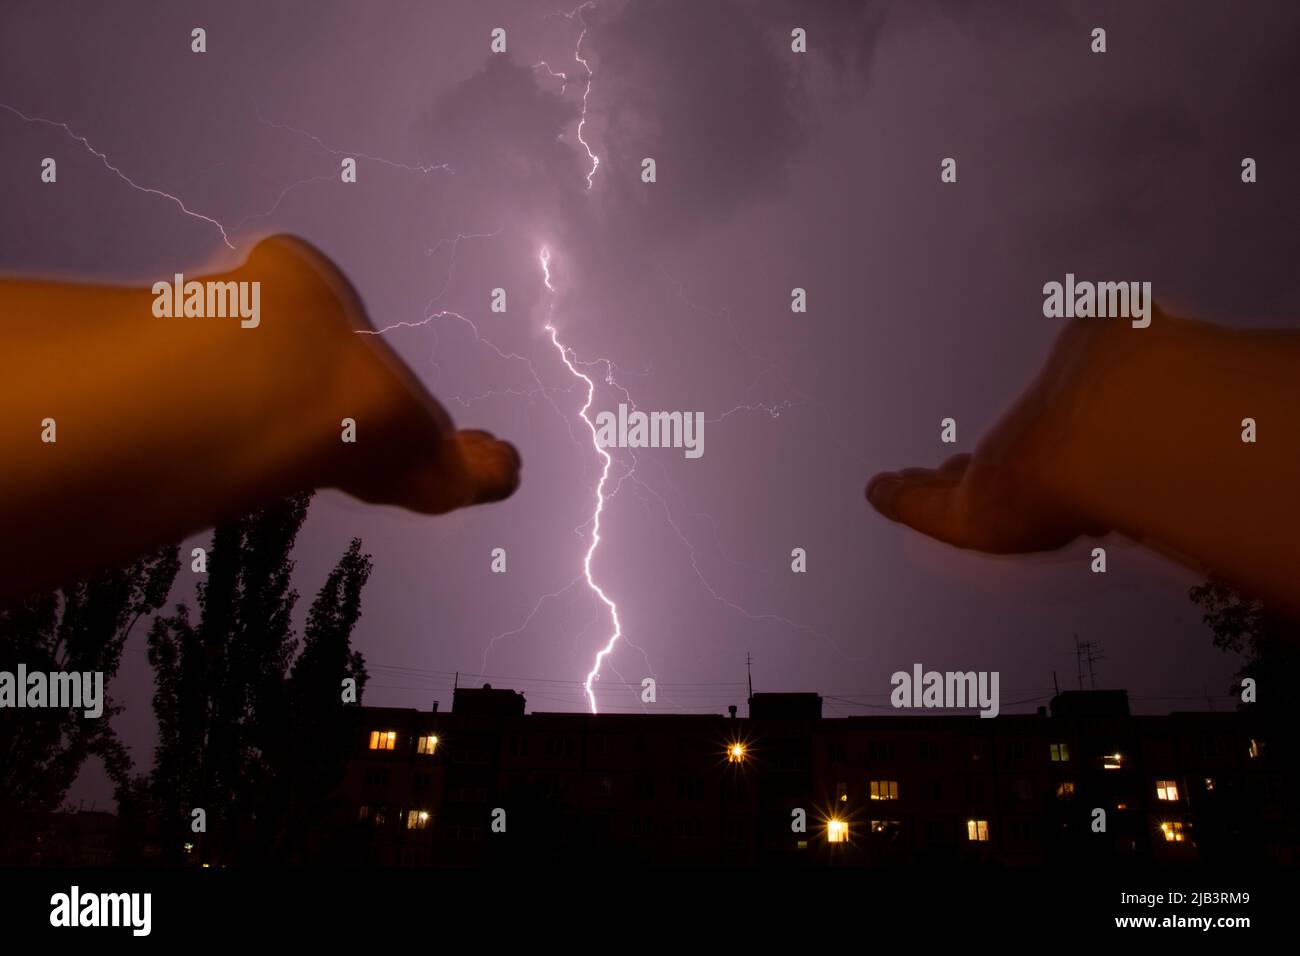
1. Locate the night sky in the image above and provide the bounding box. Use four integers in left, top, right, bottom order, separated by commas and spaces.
2, 0, 1297, 808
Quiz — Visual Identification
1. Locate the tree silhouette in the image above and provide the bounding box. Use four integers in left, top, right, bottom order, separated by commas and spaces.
1190, 579, 1298, 861
0, 546, 179, 862
146, 493, 372, 864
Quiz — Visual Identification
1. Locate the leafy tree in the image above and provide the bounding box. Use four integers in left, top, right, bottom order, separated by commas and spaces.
0, 547, 179, 862
1190, 579, 1298, 715
146, 493, 372, 864
1190, 579, 1298, 861
276, 538, 372, 861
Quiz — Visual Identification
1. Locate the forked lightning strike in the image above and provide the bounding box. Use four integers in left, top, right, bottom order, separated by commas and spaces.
540, 246, 623, 713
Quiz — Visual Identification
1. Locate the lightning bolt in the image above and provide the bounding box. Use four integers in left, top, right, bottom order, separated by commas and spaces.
7, 17, 829, 712
571, 4, 600, 190
544, 2, 601, 189
255, 110, 455, 176
540, 246, 623, 713
0, 103, 236, 249
1, 103, 457, 253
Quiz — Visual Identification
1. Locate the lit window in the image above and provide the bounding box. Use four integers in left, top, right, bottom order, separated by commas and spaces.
1056, 781, 1075, 800
358, 805, 370, 821
1204, 777, 1216, 791
796, 839, 808, 850
1159, 820, 1186, 843
837, 782, 848, 803
417, 734, 439, 755
827, 819, 849, 843
967, 819, 989, 842
727, 742, 746, 763
1248, 739, 1262, 759
1050, 742, 1070, 762
369, 730, 397, 751
406, 810, 431, 831
1103, 753, 1123, 770
1156, 779, 1179, 801
869, 780, 899, 800
870, 820, 901, 834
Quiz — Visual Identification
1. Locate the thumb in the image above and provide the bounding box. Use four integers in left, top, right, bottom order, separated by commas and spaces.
867, 458, 970, 547
454, 429, 522, 506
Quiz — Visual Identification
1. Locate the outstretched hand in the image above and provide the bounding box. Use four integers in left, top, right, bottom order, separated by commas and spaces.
0, 234, 521, 603
866, 316, 1119, 553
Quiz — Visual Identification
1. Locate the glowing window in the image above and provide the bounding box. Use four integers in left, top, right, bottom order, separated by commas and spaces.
406, 810, 431, 831
1160, 820, 1186, 843
827, 819, 849, 843
1049, 742, 1070, 762
1156, 779, 1179, 801
727, 742, 746, 763
836, 782, 848, 803
1103, 753, 1123, 770
966, 819, 989, 842
1056, 781, 1075, 800
870, 820, 901, 834
869, 780, 899, 800
369, 730, 397, 751
1249, 739, 1262, 759
417, 734, 439, 755
1204, 777, 1216, 791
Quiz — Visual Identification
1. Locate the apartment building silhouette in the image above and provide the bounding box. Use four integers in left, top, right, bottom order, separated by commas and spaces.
336, 685, 1287, 866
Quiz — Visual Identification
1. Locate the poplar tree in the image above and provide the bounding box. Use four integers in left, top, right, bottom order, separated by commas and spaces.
0, 546, 179, 862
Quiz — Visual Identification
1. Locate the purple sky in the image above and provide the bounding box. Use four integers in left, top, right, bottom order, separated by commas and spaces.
2, 0, 1296, 808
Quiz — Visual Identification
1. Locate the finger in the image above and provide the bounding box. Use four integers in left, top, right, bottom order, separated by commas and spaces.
866, 467, 969, 547
454, 429, 522, 505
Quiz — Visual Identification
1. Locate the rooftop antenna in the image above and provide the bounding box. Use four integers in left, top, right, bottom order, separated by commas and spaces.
1072, 635, 1105, 690
1085, 642, 1104, 690
746, 652, 753, 699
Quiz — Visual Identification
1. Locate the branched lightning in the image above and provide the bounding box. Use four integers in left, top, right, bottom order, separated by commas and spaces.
1, 103, 457, 252
571, 4, 600, 190
480, 575, 583, 673
545, 2, 601, 189
540, 246, 624, 713
0, 103, 236, 249
8, 0, 826, 710
531, 60, 571, 94
256, 110, 454, 176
